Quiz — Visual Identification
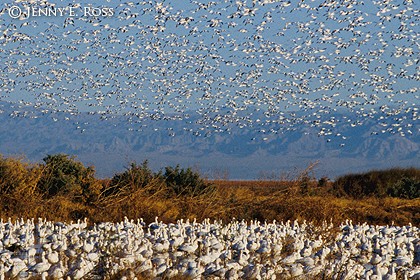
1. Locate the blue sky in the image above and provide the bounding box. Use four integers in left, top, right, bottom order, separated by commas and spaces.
0, 0, 418, 177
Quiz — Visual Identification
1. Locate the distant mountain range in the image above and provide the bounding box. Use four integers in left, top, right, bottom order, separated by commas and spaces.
0, 102, 418, 179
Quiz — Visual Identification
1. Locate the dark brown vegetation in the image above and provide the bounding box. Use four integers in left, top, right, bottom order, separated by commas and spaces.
331, 167, 420, 199
0, 154, 419, 226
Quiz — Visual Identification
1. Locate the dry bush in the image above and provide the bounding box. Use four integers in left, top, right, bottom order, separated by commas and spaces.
0, 155, 44, 221
0, 155, 42, 195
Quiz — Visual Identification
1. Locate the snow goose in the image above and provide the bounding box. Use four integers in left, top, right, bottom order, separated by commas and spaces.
289, 263, 304, 278
30, 251, 50, 274
48, 260, 65, 279
9, 257, 27, 278
282, 251, 300, 265
178, 237, 198, 254
134, 259, 153, 274
0, 263, 5, 280
44, 244, 59, 264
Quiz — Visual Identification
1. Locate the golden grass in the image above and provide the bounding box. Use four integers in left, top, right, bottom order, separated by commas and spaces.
1, 177, 418, 226
0, 154, 418, 226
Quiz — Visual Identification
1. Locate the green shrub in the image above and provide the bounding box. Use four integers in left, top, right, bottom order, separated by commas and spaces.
318, 177, 329, 188
388, 177, 420, 199
163, 165, 214, 197
37, 154, 101, 203
105, 160, 160, 197
332, 168, 420, 199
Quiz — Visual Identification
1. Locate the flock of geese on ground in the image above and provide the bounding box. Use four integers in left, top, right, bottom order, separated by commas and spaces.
0, 217, 418, 279
0, 0, 418, 140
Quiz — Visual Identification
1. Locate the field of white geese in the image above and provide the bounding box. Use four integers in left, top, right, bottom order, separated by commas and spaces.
0, 218, 418, 280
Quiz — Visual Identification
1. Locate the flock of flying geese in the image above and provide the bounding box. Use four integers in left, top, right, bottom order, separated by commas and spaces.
0, 217, 418, 279
0, 0, 418, 140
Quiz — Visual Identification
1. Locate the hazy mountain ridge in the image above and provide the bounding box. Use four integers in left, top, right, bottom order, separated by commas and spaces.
0, 102, 418, 179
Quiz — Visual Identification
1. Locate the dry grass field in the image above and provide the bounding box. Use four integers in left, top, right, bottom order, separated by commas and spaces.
0, 154, 418, 227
